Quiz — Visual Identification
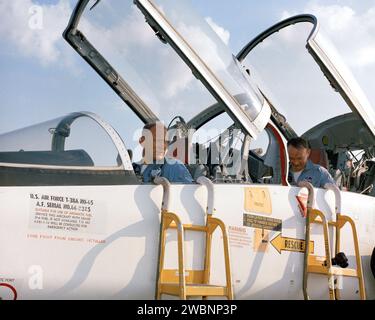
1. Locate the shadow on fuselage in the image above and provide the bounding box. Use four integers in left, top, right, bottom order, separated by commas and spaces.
52, 185, 161, 299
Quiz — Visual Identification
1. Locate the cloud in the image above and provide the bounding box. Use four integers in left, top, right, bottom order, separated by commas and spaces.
0, 0, 198, 100
205, 16, 230, 45
282, 3, 375, 68
79, 5, 196, 110
357, 46, 375, 66
0, 0, 74, 67
81, 8, 232, 99
279, 1, 375, 113
163, 58, 194, 98
78, 4, 231, 118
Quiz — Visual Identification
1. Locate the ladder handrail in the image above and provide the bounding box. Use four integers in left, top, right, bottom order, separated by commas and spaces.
298, 181, 315, 209
298, 181, 314, 300
324, 183, 366, 300
153, 175, 233, 299
207, 215, 234, 299
324, 183, 342, 215
324, 182, 342, 299
162, 212, 186, 299
154, 176, 171, 211
153, 176, 172, 299
197, 175, 233, 299
299, 182, 366, 300
196, 176, 215, 215
310, 209, 336, 300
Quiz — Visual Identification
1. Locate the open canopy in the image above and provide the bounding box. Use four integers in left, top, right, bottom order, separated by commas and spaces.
63, 0, 271, 139
237, 14, 375, 145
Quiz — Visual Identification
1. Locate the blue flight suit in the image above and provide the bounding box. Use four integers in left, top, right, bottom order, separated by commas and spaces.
288, 160, 335, 188
141, 158, 193, 183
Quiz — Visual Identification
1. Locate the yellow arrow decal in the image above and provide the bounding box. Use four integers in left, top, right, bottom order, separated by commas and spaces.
271, 233, 314, 254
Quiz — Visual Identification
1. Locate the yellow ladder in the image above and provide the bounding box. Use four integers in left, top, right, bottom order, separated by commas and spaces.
299, 181, 366, 300
154, 176, 233, 300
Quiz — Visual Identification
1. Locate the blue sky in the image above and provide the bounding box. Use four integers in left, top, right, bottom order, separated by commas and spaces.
1, 0, 374, 156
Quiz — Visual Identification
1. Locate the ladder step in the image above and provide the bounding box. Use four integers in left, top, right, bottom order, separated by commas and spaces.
168, 222, 207, 232
308, 255, 326, 266
161, 269, 204, 284
160, 283, 228, 296
307, 265, 358, 277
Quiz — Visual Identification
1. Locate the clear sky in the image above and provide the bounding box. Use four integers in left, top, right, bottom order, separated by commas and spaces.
0, 0, 374, 157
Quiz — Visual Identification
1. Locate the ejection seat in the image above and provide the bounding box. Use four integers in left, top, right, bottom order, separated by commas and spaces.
309, 148, 329, 169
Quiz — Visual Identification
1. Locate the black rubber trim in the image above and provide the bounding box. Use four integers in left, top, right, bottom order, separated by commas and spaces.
0, 166, 139, 186
371, 247, 375, 279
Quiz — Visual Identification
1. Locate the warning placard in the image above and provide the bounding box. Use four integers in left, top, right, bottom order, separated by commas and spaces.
29, 193, 106, 234
244, 187, 272, 215
228, 226, 252, 248
243, 213, 282, 232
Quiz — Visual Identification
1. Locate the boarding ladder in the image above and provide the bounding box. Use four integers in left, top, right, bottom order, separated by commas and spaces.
299, 181, 366, 300
154, 176, 233, 300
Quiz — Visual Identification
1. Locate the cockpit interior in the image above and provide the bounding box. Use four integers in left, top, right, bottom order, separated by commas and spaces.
1, 0, 374, 197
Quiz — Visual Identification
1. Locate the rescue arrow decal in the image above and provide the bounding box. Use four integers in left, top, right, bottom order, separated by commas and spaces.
270, 233, 314, 254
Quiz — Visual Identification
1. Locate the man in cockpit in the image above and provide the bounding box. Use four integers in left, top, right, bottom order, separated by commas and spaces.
134, 121, 194, 183
287, 137, 334, 188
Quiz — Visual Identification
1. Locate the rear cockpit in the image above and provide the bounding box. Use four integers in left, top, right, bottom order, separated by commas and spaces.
0, 112, 137, 186
303, 113, 375, 195
237, 14, 375, 195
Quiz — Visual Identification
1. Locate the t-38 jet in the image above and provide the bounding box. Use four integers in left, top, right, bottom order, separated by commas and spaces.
0, 0, 374, 300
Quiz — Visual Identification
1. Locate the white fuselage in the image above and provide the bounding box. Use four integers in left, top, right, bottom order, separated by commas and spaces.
0, 183, 374, 300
